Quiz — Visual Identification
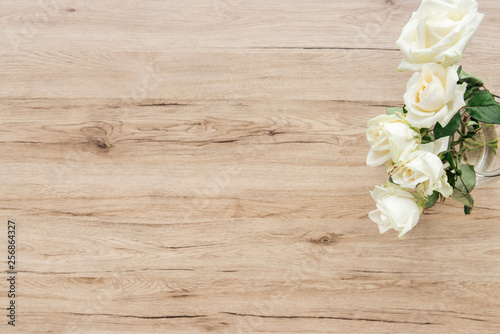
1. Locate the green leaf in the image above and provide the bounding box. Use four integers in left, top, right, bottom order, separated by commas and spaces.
451, 189, 474, 207
434, 111, 461, 140
425, 191, 440, 209
466, 121, 479, 132
386, 107, 403, 115
458, 66, 484, 101
421, 134, 435, 144
442, 151, 457, 170
455, 164, 476, 195
464, 86, 481, 100
466, 90, 500, 124
464, 206, 473, 215
458, 66, 484, 87
446, 169, 456, 188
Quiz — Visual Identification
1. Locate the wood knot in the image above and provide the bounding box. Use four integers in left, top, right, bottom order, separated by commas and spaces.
308, 233, 342, 246
79, 121, 118, 154
189, 119, 206, 130
92, 137, 111, 150
66, 8, 76, 12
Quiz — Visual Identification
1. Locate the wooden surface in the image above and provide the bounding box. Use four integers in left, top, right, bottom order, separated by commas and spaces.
1, 0, 500, 333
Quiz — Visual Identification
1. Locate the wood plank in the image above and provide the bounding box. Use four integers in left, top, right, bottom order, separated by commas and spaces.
0, 0, 421, 51
1, 50, 500, 101
1, 0, 499, 52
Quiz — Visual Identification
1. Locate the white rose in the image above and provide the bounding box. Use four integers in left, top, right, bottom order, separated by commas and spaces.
404, 63, 466, 129
425, 172, 454, 198
421, 136, 450, 155
396, 0, 484, 71
369, 182, 421, 239
391, 150, 453, 198
366, 114, 420, 168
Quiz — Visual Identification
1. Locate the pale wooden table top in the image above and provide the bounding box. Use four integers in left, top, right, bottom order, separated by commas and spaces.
1, 1, 500, 333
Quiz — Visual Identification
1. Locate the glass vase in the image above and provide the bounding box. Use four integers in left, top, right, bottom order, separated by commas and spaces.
462, 123, 500, 185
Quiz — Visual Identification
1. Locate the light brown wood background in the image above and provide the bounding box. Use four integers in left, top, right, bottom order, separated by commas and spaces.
1, 0, 500, 333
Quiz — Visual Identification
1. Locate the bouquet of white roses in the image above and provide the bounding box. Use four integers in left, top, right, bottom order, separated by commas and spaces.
367, 0, 500, 239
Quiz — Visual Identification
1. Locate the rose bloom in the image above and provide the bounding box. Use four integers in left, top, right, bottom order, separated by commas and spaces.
404, 63, 466, 129
391, 150, 453, 198
366, 114, 420, 168
420, 136, 450, 156
369, 182, 421, 239
396, 0, 484, 71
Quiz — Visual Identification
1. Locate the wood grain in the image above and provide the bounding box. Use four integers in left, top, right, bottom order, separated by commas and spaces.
1, 0, 500, 333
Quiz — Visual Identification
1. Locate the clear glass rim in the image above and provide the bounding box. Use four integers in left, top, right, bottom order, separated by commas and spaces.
477, 171, 500, 178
